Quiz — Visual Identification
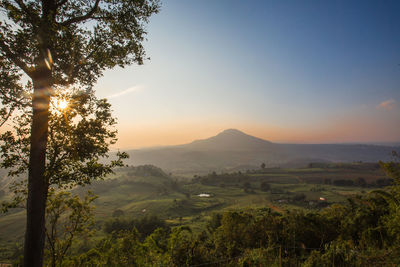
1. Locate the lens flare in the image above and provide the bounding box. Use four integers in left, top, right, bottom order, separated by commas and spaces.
57, 99, 68, 110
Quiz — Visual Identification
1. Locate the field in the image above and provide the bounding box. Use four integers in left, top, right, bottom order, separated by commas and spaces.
0, 163, 390, 261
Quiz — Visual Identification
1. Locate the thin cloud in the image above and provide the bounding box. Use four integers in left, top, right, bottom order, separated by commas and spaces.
377, 99, 396, 110
107, 85, 142, 99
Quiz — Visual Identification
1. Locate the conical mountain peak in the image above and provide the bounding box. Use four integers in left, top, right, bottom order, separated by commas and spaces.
217, 129, 248, 136
186, 129, 273, 151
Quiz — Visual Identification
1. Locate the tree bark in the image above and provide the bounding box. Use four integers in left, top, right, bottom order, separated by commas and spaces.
24, 0, 55, 262
24, 67, 52, 267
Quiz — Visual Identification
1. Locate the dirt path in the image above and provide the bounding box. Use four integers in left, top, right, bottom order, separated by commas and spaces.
268, 203, 283, 213
293, 175, 304, 183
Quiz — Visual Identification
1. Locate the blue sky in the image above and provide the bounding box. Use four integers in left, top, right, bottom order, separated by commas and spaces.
94, 0, 400, 148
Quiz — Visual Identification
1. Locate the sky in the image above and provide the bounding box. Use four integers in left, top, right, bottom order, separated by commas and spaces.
93, 0, 400, 149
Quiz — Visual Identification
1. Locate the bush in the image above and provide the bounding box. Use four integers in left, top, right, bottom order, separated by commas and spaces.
291, 193, 306, 202
260, 182, 271, 192
112, 209, 125, 217
104, 215, 169, 240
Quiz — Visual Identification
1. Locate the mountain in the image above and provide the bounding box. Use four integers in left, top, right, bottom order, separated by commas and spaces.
125, 129, 399, 174
184, 129, 273, 151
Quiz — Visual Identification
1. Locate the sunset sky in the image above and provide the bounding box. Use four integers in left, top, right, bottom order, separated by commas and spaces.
94, 0, 400, 149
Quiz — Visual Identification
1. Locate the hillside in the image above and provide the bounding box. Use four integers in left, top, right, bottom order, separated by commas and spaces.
126, 129, 398, 174
0, 163, 388, 249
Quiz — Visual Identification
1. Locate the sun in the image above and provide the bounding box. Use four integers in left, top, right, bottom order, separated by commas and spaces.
57, 99, 68, 110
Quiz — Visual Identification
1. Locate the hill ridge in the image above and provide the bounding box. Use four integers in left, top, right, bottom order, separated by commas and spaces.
125, 129, 398, 173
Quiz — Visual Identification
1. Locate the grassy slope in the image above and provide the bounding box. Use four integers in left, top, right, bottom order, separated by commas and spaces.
0, 164, 387, 261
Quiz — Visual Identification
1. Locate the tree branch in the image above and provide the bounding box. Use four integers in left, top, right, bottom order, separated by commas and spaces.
45, 227, 56, 261
0, 88, 28, 107
0, 39, 33, 78
15, 136, 29, 167
0, 107, 14, 127
56, 0, 68, 8
65, 39, 104, 83
59, 0, 101, 26
14, 0, 39, 22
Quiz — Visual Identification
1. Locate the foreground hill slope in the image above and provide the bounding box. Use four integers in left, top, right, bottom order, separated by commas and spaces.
126, 129, 398, 173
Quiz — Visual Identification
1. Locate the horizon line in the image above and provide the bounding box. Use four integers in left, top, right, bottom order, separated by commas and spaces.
110, 128, 400, 150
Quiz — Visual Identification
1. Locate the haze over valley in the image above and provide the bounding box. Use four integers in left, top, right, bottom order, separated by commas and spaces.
127, 129, 398, 173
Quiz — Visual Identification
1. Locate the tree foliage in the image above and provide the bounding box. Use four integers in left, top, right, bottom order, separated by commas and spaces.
1, 89, 127, 207
43, 153, 400, 266
1, 0, 159, 264
0, 0, 160, 90
103, 215, 169, 240
45, 190, 97, 267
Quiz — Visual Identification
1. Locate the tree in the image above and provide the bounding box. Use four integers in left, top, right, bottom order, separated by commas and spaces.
380, 151, 400, 186
260, 181, 271, 192
243, 181, 251, 192
0, 0, 160, 265
355, 177, 367, 187
261, 162, 266, 169
378, 151, 400, 243
112, 209, 125, 218
45, 190, 97, 267
0, 89, 128, 263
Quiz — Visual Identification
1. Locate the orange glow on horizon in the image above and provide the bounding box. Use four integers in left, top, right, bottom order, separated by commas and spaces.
111, 119, 399, 149
111, 115, 400, 149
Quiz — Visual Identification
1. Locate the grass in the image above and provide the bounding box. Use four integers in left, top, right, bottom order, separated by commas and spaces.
0, 164, 389, 261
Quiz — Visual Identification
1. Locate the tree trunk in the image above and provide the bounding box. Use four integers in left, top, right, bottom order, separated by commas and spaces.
24, 68, 52, 267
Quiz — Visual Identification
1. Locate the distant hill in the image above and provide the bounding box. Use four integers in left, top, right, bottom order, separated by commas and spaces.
184, 129, 274, 151
126, 129, 399, 174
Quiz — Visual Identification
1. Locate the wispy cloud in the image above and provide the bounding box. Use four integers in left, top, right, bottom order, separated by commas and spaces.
107, 85, 142, 99
377, 99, 396, 110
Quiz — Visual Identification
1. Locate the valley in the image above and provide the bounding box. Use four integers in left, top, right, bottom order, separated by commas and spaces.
126, 129, 398, 174
0, 130, 397, 264
0, 162, 390, 261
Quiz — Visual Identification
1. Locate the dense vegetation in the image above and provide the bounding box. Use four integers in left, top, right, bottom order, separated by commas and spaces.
68, 156, 400, 266
0, 160, 399, 265
69, 200, 399, 266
